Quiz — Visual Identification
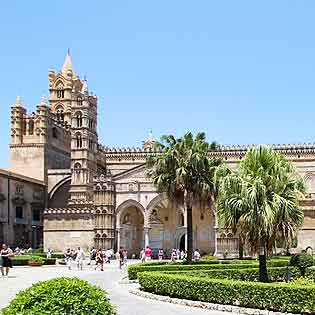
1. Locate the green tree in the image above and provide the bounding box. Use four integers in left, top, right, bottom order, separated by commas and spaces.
147, 132, 222, 264
217, 146, 305, 282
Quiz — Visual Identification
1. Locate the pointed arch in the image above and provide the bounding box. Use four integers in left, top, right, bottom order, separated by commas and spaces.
116, 199, 145, 229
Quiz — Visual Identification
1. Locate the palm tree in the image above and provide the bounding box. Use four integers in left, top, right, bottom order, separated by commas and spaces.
147, 132, 221, 264
217, 146, 305, 282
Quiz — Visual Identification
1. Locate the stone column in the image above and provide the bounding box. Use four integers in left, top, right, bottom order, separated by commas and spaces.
116, 228, 121, 250
144, 227, 150, 247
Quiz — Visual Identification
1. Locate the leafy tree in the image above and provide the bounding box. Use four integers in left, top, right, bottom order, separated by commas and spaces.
217, 146, 305, 282
147, 132, 222, 264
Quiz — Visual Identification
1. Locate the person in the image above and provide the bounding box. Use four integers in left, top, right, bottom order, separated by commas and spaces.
180, 250, 185, 260
46, 248, 53, 259
95, 249, 104, 271
123, 249, 128, 266
140, 248, 145, 263
88, 247, 97, 265
64, 248, 72, 270
158, 249, 164, 261
0, 244, 14, 277
194, 249, 201, 262
171, 249, 177, 262
105, 248, 112, 264
144, 246, 152, 262
14, 247, 21, 256
176, 248, 180, 260
118, 247, 124, 269
75, 247, 85, 270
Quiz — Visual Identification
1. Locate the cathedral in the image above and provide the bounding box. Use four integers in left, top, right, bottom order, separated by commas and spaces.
5, 52, 315, 256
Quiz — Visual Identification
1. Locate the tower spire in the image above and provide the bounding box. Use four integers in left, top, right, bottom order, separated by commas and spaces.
61, 49, 75, 76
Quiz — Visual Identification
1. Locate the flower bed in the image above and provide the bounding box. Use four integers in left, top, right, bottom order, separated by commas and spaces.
138, 271, 315, 314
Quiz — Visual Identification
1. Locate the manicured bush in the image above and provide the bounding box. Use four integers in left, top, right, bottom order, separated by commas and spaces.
128, 259, 288, 280
290, 253, 314, 277
11, 255, 56, 266
166, 266, 304, 282
138, 271, 315, 314
1, 277, 116, 315
28, 256, 44, 264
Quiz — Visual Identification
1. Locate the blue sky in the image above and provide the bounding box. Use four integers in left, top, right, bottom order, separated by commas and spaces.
1, 1, 315, 167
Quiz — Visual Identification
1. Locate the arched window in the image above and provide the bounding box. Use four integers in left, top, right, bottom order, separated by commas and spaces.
89, 118, 93, 129
77, 97, 82, 106
74, 162, 81, 169
56, 87, 64, 98
76, 133, 82, 148
76, 112, 82, 127
28, 119, 34, 135
56, 108, 64, 122
180, 213, 184, 226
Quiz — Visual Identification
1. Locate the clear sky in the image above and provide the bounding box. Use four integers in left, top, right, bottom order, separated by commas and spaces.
1, 1, 315, 168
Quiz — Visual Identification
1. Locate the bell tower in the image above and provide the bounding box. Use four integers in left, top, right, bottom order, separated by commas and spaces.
68, 73, 98, 204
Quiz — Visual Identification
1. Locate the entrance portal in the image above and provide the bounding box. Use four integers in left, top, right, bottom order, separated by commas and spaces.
179, 234, 186, 251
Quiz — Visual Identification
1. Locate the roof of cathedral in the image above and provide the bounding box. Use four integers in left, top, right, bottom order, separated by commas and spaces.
61, 50, 75, 76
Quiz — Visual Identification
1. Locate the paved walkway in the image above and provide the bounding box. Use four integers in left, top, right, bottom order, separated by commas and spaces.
0, 262, 237, 315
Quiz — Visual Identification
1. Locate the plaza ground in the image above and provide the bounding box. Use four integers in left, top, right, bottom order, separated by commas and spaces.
0, 261, 238, 315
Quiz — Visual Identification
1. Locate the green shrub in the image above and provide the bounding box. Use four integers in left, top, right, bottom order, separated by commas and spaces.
128, 260, 288, 280
29, 256, 44, 263
1, 277, 116, 315
138, 271, 315, 314
200, 255, 218, 261
290, 253, 314, 277
11, 255, 56, 266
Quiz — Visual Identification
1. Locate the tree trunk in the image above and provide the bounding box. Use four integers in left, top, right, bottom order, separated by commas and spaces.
238, 238, 244, 260
258, 245, 269, 282
186, 205, 193, 264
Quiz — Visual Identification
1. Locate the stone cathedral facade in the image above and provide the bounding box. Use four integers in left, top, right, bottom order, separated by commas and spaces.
7, 52, 315, 256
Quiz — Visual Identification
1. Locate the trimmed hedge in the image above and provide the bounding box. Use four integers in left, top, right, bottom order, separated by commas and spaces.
1, 277, 116, 315
128, 260, 288, 280
139, 271, 315, 314
11, 255, 56, 266
166, 266, 304, 282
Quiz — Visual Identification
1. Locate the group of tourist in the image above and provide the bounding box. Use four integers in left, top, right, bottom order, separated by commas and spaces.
0, 244, 14, 277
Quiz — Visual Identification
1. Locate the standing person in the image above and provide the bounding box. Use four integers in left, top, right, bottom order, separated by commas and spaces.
0, 244, 13, 277
75, 247, 85, 270
140, 248, 145, 263
95, 249, 104, 271
105, 248, 112, 264
64, 248, 72, 270
171, 249, 175, 262
194, 249, 201, 262
46, 248, 53, 259
176, 248, 180, 260
158, 249, 164, 261
118, 247, 124, 269
144, 246, 152, 262
123, 249, 128, 266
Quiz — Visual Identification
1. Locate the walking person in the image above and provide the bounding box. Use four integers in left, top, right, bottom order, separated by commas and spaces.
123, 249, 128, 266
75, 247, 85, 270
158, 248, 164, 261
0, 244, 14, 277
118, 247, 124, 269
105, 248, 112, 264
95, 249, 104, 271
171, 248, 177, 262
64, 248, 72, 270
144, 246, 152, 262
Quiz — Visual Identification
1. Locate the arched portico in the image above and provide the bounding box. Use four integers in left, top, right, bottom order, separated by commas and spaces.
116, 199, 145, 257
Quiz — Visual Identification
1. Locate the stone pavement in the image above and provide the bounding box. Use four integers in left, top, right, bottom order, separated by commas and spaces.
0, 261, 237, 315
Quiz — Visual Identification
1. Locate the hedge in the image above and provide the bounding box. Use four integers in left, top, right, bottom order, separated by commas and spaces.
1, 277, 116, 315
128, 260, 288, 280
165, 266, 305, 282
11, 256, 56, 266
138, 271, 315, 314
